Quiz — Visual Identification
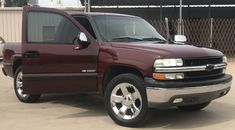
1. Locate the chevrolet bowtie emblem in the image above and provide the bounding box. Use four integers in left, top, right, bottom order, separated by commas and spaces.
205, 64, 215, 72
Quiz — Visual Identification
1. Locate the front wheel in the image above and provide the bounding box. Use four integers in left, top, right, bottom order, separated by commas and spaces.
14, 66, 41, 103
177, 102, 210, 112
105, 73, 149, 127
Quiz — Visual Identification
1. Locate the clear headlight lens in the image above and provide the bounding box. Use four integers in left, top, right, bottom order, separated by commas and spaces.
223, 56, 227, 63
154, 58, 183, 67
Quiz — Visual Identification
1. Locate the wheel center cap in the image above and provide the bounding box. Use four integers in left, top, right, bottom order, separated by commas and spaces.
123, 94, 134, 107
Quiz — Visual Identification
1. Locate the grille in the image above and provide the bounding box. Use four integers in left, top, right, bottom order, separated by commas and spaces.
183, 57, 224, 79
184, 69, 224, 79
184, 57, 223, 66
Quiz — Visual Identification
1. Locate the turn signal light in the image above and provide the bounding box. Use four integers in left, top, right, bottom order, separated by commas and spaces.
153, 73, 166, 80
153, 73, 184, 80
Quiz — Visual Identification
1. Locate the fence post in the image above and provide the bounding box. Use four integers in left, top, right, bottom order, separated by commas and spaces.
165, 17, 170, 41
182, 19, 184, 35
84, 0, 90, 12
209, 18, 213, 48
179, 0, 182, 35
177, 19, 180, 35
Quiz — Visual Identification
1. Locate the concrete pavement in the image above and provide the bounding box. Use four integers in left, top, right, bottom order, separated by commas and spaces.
0, 62, 234, 130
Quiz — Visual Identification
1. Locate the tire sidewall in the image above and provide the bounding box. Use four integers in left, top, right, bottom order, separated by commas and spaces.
14, 66, 27, 101
105, 73, 148, 127
13, 66, 40, 103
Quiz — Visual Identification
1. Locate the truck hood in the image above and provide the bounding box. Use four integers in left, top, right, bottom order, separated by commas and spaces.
111, 42, 223, 58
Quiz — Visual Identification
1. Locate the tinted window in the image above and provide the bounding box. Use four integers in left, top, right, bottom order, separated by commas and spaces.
74, 17, 96, 39
93, 16, 165, 42
27, 12, 80, 44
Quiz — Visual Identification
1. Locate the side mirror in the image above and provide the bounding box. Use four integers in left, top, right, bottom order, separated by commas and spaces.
78, 32, 89, 47
0, 37, 5, 44
174, 35, 187, 43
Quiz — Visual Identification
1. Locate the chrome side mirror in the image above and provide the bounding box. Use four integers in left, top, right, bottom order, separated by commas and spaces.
174, 35, 187, 43
77, 32, 89, 47
79, 32, 88, 42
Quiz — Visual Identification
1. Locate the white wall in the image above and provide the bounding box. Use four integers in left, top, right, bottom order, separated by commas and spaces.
0, 8, 22, 42
37, 0, 82, 8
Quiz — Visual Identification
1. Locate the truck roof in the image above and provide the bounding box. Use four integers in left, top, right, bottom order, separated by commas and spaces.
70, 12, 139, 18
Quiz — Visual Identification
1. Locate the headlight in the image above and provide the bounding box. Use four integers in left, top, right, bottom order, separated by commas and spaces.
154, 58, 183, 67
223, 56, 227, 63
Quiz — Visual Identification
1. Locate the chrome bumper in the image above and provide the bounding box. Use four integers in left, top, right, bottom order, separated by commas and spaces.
146, 80, 231, 107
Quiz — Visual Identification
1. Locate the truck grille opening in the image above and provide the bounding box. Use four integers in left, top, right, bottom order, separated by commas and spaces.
184, 57, 223, 66
184, 69, 224, 79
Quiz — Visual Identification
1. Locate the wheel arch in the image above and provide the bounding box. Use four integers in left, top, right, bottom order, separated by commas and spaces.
13, 60, 22, 76
102, 65, 144, 94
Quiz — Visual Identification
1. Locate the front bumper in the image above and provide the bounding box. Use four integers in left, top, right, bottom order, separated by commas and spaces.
146, 74, 232, 108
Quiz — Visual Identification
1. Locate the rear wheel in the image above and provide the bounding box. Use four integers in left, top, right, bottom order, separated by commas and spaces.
14, 66, 41, 103
105, 73, 149, 127
177, 102, 210, 112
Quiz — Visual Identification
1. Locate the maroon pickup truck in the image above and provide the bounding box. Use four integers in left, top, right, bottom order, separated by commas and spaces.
2, 6, 232, 127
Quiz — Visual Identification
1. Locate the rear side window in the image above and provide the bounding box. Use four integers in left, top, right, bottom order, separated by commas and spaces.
27, 12, 80, 44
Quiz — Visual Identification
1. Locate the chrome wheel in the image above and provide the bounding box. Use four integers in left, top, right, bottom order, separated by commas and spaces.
110, 83, 142, 120
16, 71, 29, 98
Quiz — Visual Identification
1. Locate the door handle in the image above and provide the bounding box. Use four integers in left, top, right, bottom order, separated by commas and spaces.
73, 46, 80, 50
23, 51, 40, 58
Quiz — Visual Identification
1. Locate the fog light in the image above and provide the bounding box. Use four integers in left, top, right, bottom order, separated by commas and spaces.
173, 98, 183, 103
175, 74, 184, 79
153, 73, 184, 80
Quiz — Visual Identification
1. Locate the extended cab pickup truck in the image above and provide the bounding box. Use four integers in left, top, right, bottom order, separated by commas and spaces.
2, 6, 233, 127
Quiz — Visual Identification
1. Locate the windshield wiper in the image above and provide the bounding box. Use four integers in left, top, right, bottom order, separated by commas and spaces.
111, 37, 142, 42
142, 37, 166, 43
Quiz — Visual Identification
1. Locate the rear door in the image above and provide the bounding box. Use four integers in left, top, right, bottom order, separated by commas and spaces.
22, 6, 99, 94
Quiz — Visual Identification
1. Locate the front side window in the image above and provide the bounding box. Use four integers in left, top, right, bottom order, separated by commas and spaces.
27, 12, 80, 44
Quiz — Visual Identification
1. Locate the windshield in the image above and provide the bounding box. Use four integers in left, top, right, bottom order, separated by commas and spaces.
92, 15, 166, 43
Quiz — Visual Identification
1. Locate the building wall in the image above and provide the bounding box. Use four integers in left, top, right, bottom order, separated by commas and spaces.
0, 8, 22, 43
0, 7, 84, 43
29, 0, 82, 8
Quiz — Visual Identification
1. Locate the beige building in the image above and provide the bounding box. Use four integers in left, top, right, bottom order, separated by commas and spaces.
0, 7, 22, 42
0, 7, 84, 43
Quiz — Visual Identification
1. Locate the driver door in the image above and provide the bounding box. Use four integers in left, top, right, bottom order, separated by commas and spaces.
22, 6, 99, 94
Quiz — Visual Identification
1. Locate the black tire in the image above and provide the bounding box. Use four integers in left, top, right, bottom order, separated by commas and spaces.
177, 102, 210, 112
104, 73, 149, 127
14, 66, 41, 103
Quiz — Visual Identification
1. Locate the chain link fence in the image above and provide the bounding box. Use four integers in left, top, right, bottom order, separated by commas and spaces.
149, 19, 235, 61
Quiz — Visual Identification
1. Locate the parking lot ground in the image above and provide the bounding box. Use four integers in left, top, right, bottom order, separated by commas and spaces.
0, 62, 235, 130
